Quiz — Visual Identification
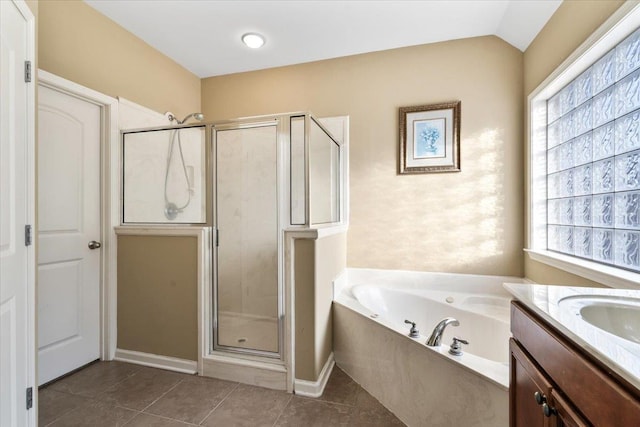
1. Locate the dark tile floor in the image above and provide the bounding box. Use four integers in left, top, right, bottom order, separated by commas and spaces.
39, 361, 405, 426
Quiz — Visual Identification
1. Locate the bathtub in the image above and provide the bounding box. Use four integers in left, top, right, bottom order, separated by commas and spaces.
333, 268, 525, 427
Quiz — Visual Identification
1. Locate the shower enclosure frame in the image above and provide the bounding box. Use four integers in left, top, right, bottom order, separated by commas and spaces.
209, 117, 287, 361
203, 112, 345, 391
119, 112, 346, 392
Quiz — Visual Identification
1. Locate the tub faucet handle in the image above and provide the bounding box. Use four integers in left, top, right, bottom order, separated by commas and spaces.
448, 336, 469, 356
404, 320, 420, 338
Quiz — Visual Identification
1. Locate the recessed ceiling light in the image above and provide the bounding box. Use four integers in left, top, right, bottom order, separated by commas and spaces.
241, 33, 265, 49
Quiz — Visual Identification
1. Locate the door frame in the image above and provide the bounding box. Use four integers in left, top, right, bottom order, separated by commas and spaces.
7, 1, 36, 424
37, 69, 119, 361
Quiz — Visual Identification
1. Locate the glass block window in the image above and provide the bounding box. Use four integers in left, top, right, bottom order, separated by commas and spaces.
546, 27, 640, 272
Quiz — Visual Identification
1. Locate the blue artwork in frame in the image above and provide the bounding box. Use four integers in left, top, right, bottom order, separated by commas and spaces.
399, 101, 461, 174
414, 118, 446, 159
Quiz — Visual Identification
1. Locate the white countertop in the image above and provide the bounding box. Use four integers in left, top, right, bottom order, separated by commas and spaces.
504, 283, 640, 391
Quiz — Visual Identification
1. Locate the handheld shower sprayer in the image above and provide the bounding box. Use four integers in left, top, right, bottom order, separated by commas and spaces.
163, 112, 205, 220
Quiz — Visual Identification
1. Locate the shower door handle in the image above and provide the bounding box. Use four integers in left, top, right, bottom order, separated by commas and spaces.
88, 240, 102, 250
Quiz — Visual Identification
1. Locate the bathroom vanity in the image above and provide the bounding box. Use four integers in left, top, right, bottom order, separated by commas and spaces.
505, 284, 640, 426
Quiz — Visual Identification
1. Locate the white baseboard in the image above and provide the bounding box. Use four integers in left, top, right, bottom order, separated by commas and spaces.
294, 352, 335, 397
114, 348, 198, 374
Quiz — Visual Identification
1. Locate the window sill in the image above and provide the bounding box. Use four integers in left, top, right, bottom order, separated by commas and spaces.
525, 249, 640, 289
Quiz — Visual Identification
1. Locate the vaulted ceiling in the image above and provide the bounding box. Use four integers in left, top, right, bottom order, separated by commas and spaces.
85, 0, 562, 78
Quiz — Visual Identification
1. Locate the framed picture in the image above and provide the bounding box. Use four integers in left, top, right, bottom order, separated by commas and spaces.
399, 101, 461, 174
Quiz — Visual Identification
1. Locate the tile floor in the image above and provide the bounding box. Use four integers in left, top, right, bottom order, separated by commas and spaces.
39, 361, 405, 426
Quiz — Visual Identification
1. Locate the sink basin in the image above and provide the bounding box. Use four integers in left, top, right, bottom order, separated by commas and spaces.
558, 295, 640, 345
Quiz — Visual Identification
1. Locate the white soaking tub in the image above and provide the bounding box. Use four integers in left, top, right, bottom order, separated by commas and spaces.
333, 268, 526, 427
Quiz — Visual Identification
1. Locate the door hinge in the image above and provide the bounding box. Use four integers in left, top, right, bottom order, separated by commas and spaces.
24, 61, 31, 83
26, 387, 33, 410
24, 225, 32, 246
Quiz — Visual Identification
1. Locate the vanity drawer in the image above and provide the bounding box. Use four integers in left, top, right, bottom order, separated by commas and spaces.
510, 301, 640, 426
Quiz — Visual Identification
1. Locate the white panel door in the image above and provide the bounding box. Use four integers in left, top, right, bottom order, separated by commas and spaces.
37, 85, 101, 385
0, 1, 34, 425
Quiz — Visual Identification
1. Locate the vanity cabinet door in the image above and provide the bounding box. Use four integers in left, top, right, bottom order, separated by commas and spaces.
510, 339, 554, 427
549, 390, 589, 427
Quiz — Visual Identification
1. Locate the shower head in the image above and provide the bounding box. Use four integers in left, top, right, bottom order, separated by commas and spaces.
165, 112, 204, 124
178, 112, 204, 124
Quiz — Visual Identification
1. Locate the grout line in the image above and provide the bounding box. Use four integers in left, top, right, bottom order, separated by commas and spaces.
196, 381, 241, 425
119, 409, 145, 427
43, 404, 82, 426
53, 361, 142, 399
41, 389, 94, 426
124, 411, 200, 426
92, 369, 141, 399
295, 394, 356, 408
96, 369, 139, 397
42, 362, 195, 426
271, 394, 294, 427
139, 378, 185, 414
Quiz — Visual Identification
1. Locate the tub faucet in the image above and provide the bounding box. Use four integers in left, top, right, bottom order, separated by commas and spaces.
426, 317, 460, 346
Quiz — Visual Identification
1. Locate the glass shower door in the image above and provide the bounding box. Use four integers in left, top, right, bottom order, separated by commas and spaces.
213, 123, 280, 356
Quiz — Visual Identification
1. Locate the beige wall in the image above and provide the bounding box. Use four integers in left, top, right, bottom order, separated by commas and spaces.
294, 239, 315, 380
523, 0, 624, 286
117, 235, 198, 360
314, 233, 346, 377
203, 36, 524, 276
38, 0, 200, 118
37, 0, 203, 360
294, 233, 347, 381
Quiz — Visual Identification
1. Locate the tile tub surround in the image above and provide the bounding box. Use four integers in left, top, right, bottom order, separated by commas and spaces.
504, 283, 640, 391
334, 303, 508, 427
334, 268, 527, 389
39, 361, 404, 426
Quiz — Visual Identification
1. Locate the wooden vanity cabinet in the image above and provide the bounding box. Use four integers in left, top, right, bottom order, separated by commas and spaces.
548, 389, 590, 427
510, 301, 640, 427
510, 339, 554, 427
510, 338, 588, 427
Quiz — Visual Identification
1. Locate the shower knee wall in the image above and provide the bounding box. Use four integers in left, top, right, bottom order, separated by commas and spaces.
294, 232, 347, 382
115, 228, 347, 390
117, 234, 199, 361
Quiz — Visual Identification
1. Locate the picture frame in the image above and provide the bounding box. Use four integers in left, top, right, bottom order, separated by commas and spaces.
399, 101, 461, 174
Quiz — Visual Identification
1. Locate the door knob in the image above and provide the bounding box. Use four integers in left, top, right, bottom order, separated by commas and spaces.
88, 241, 102, 250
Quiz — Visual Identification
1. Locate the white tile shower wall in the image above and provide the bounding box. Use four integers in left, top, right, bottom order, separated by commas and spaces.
118, 97, 168, 130
123, 128, 205, 223
290, 117, 306, 225
216, 125, 279, 323
119, 98, 206, 223
309, 121, 338, 224
290, 116, 347, 226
